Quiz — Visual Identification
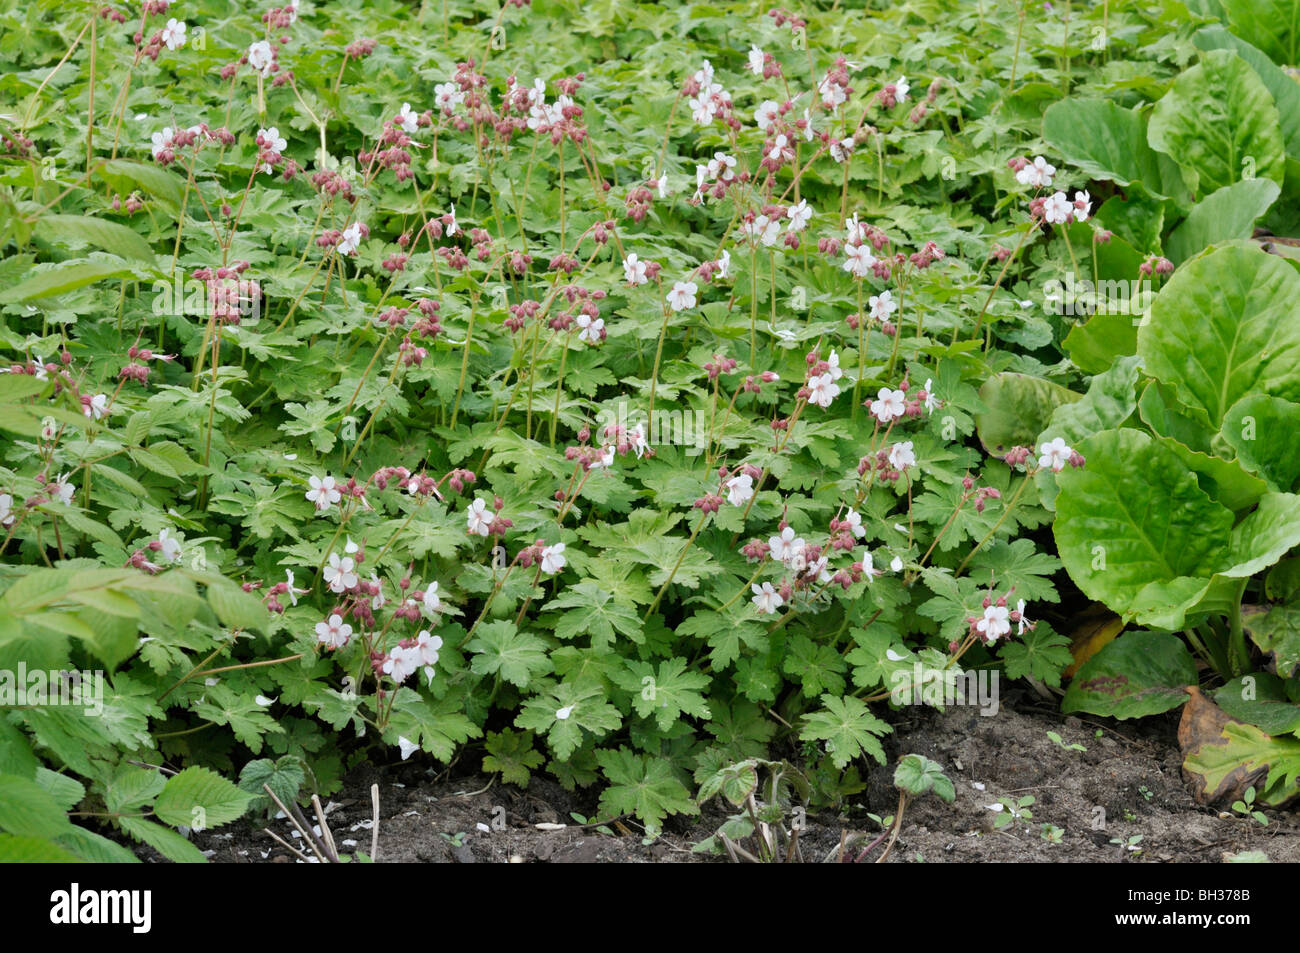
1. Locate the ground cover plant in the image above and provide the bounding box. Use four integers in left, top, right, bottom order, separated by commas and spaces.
0, 0, 1297, 862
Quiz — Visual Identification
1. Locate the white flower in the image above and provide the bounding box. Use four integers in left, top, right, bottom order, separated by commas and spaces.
768, 526, 806, 567
323, 554, 358, 594
157, 528, 182, 564
976, 605, 1011, 643
690, 96, 717, 125
861, 551, 884, 582
623, 253, 648, 286
161, 19, 187, 51
576, 313, 605, 344
890, 555, 904, 573
887, 441, 916, 470
869, 290, 897, 322
667, 281, 697, 312
51, 473, 75, 506
628, 422, 649, 459
830, 137, 855, 163
0, 493, 13, 527
256, 126, 287, 173
751, 581, 784, 614
754, 99, 781, 130
285, 569, 305, 606
826, 349, 843, 381
886, 648, 906, 662
1016, 599, 1031, 636
397, 736, 420, 760
85, 393, 110, 420
1072, 190, 1091, 223
416, 630, 443, 683
869, 387, 906, 423
315, 613, 353, 650
286, 0, 300, 23
247, 40, 275, 78
805, 555, 831, 582
787, 199, 812, 232
540, 542, 567, 574
371, 574, 386, 611
893, 76, 910, 101
724, 474, 754, 507
1042, 191, 1073, 225
382, 644, 421, 683
765, 133, 789, 162
843, 509, 865, 539
589, 446, 615, 470
710, 152, 736, 181
555, 705, 574, 721
747, 45, 765, 75
847, 215, 865, 244
923, 378, 939, 415
258, 126, 287, 154
657, 175, 669, 199
819, 77, 847, 111
1016, 155, 1056, 188
434, 81, 464, 114
150, 127, 175, 159
338, 222, 364, 256
445, 205, 459, 237
305, 475, 341, 512
397, 102, 419, 134
423, 581, 442, 615
1037, 437, 1073, 473
843, 243, 877, 278
717, 249, 731, 279
466, 498, 492, 536
807, 372, 840, 409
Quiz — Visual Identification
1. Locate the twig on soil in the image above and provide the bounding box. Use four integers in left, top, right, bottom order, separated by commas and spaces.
262, 827, 316, 863
262, 783, 334, 863
312, 795, 338, 859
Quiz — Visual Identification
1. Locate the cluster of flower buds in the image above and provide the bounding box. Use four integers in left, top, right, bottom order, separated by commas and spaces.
693, 491, 726, 513
959, 474, 1004, 513
311, 168, 355, 200
910, 240, 946, 270
703, 354, 738, 380
263, 1, 300, 29
766, 7, 807, 34
344, 37, 376, 59
118, 343, 175, 387
503, 298, 541, 333
600, 421, 650, 459
263, 569, 309, 616
1139, 255, 1175, 276
625, 184, 655, 222
191, 263, 261, 326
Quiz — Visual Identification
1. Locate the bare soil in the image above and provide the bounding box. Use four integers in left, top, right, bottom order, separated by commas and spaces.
174, 687, 1298, 863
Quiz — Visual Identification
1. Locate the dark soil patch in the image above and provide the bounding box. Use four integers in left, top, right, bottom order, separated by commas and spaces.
168, 688, 1297, 863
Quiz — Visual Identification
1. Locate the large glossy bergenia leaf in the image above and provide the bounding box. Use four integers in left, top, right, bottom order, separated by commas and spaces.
1054, 429, 1300, 628
1138, 243, 1300, 431
1148, 50, 1285, 195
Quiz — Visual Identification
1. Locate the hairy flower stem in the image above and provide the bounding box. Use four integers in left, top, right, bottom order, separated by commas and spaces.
451, 292, 480, 429
646, 298, 672, 423
644, 511, 712, 622
953, 472, 1033, 577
